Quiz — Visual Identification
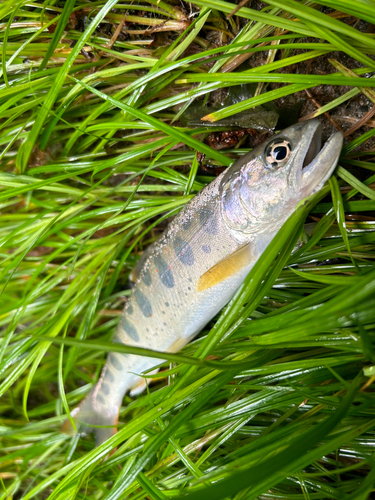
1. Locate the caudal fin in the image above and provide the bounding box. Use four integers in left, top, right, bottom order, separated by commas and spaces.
61, 388, 120, 446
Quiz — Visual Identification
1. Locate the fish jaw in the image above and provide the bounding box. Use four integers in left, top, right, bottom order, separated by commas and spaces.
300, 128, 343, 197
288, 119, 343, 198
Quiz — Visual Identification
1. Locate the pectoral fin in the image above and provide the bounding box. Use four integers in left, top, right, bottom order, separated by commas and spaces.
197, 243, 254, 292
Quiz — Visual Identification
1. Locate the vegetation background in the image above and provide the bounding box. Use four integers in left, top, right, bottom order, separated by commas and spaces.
1, 0, 375, 498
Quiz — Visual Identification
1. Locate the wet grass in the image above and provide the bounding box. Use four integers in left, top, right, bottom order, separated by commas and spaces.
1, 1, 375, 499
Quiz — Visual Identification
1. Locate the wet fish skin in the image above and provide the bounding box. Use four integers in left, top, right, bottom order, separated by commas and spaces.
64, 120, 343, 445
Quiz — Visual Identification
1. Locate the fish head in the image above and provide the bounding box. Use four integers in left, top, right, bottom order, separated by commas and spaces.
221, 119, 343, 234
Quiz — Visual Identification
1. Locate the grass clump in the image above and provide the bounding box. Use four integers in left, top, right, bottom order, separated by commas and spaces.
1, 1, 375, 499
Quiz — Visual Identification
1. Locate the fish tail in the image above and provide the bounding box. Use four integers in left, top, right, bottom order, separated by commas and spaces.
61, 353, 159, 445
61, 372, 121, 446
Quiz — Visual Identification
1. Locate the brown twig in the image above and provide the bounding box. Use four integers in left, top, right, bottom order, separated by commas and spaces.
299, 89, 343, 132
96, 12, 127, 59
338, 115, 375, 129
227, 0, 251, 19
105, 13, 128, 50
344, 104, 375, 137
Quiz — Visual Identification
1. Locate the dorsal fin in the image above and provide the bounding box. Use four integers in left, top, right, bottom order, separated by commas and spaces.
197, 243, 254, 292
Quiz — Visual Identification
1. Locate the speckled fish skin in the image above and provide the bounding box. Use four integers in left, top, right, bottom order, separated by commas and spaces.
67, 120, 343, 445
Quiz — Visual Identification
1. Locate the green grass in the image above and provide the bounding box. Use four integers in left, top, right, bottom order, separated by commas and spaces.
1, 1, 375, 499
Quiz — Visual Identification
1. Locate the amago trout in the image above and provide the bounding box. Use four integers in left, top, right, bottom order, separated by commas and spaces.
64, 119, 343, 445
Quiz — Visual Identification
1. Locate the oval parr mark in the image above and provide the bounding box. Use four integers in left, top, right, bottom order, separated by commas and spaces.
96, 393, 106, 405
199, 206, 219, 235
113, 333, 122, 344
154, 254, 174, 288
174, 236, 194, 266
202, 244, 211, 254
104, 369, 115, 384
101, 383, 110, 395
109, 354, 124, 371
181, 217, 192, 230
142, 268, 152, 287
119, 316, 140, 342
134, 289, 153, 317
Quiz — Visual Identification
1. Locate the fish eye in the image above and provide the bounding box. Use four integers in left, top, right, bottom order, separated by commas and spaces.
265, 139, 292, 167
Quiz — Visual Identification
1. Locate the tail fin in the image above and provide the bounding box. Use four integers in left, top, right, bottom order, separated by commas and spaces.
61, 388, 120, 446
61, 356, 159, 446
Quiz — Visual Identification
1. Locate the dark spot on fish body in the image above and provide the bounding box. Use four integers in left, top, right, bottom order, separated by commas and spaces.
110, 354, 124, 371
113, 333, 122, 344
119, 316, 140, 341
101, 383, 110, 395
97, 393, 106, 404
174, 236, 194, 266
165, 302, 169, 307
142, 268, 152, 286
105, 369, 115, 383
154, 254, 174, 288
135, 289, 153, 317
182, 217, 192, 230
202, 244, 211, 254
199, 206, 219, 235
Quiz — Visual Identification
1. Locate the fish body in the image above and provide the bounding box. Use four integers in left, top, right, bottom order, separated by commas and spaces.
66, 120, 343, 445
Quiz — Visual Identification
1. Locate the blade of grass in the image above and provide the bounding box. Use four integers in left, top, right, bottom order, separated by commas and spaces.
329, 175, 359, 271
182, 375, 362, 500
17, 0, 121, 173
38, 0, 77, 72
69, 76, 231, 166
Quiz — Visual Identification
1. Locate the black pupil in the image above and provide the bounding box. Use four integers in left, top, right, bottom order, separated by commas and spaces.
273, 146, 288, 161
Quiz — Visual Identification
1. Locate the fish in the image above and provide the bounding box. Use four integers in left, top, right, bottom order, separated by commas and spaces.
62, 119, 343, 446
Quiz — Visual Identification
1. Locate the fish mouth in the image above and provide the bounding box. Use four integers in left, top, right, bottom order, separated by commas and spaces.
294, 119, 343, 197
